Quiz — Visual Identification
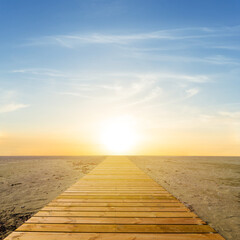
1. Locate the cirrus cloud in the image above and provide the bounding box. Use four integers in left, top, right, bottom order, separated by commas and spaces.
0, 103, 30, 113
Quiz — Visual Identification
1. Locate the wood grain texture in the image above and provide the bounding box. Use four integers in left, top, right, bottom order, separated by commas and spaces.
27, 217, 206, 224
35, 211, 197, 217
41, 206, 189, 212
47, 202, 184, 207
5, 232, 225, 240
16, 223, 216, 233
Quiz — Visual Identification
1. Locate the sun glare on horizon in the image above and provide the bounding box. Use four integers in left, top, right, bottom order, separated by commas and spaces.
100, 116, 139, 154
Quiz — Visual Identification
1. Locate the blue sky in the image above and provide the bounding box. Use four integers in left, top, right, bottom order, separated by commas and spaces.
0, 0, 240, 155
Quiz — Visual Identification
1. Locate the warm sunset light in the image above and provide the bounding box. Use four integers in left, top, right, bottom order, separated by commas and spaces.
0, 0, 239, 157
100, 116, 139, 154
0, 2, 239, 240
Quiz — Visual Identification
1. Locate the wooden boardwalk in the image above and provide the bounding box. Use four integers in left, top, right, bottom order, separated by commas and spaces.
5, 156, 225, 240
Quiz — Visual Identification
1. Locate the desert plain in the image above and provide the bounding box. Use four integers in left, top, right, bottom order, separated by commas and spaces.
0, 156, 239, 240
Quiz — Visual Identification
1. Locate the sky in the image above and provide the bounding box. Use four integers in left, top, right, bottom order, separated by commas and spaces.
0, 0, 240, 155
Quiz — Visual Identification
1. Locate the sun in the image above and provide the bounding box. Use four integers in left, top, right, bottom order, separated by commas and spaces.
100, 116, 139, 154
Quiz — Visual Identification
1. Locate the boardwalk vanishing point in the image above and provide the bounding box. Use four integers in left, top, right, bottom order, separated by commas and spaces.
5, 156, 225, 240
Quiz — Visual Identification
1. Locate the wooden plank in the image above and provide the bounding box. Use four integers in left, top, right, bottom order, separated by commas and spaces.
67, 187, 165, 189
70, 185, 160, 187
88, 173, 146, 175
57, 195, 176, 199
41, 206, 189, 212
67, 189, 166, 192
4, 232, 226, 240
16, 223, 216, 233
35, 211, 197, 217
61, 192, 172, 196
68, 188, 166, 191
27, 217, 206, 225
67, 186, 164, 188
65, 191, 167, 193
65, 190, 167, 192
47, 202, 184, 207
83, 176, 152, 179
84, 178, 153, 180
63, 190, 170, 193
52, 199, 180, 203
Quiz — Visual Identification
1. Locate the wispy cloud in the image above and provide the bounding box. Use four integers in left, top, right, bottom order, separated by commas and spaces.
26, 31, 184, 47
11, 68, 206, 111
25, 26, 240, 47
125, 87, 162, 107
58, 91, 96, 99
12, 68, 211, 84
12, 68, 65, 77
0, 103, 30, 113
54, 72, 203, 109
203, 55, 240, 66
0, 89, 30, 114
185, 88, 199, 98
112, 72, 210, 83
125, 52, 240, 66
199, 110, 240, 126
211, 45, 240, 51
219, 111, 240, 119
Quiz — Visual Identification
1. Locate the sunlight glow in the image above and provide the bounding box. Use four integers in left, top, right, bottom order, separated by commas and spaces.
100, 116, 139, 154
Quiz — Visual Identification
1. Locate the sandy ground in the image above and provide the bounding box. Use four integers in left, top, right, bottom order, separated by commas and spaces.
0, 156, 104, 240
131, 156, 240, 240
0, 156, 239, 240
